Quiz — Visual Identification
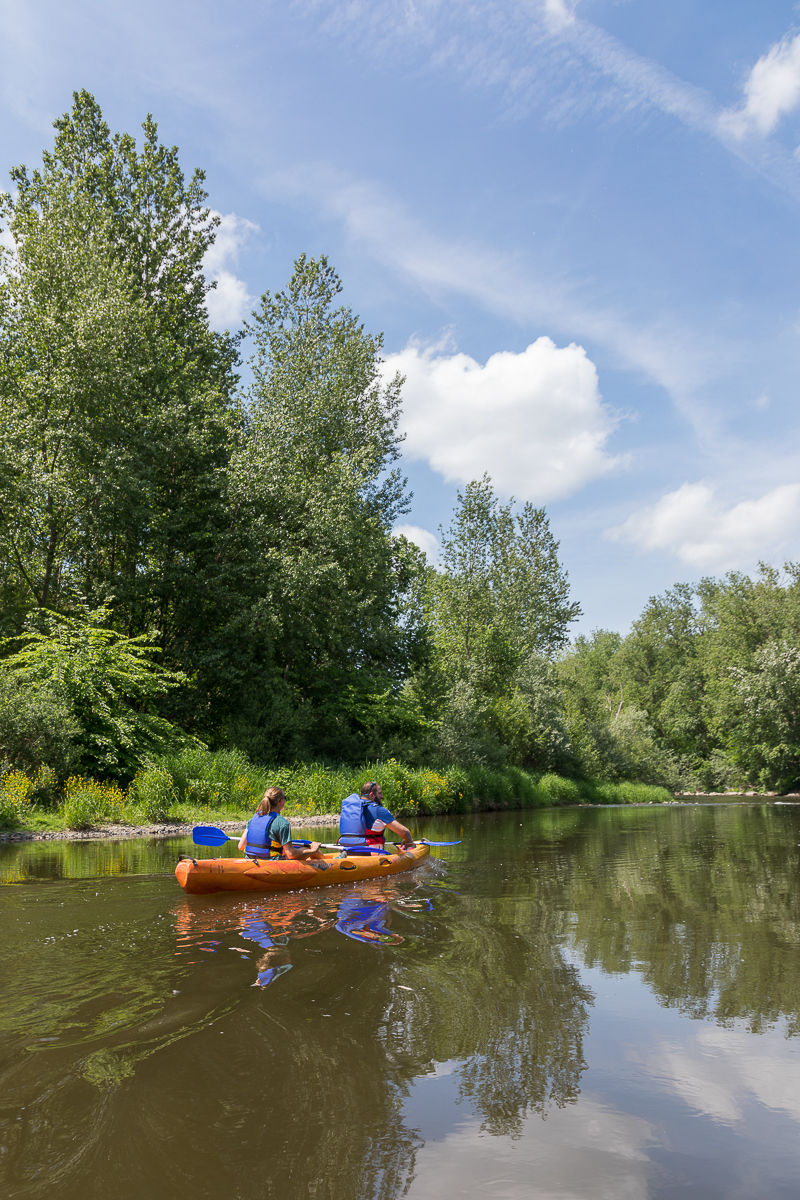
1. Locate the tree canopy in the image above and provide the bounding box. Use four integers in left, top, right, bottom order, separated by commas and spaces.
4, 92, 800, 791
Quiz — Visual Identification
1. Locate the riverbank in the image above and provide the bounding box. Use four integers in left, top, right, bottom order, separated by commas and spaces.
2, 793, 791, 843
1, 751, 680, 836
0, 813, 339, 843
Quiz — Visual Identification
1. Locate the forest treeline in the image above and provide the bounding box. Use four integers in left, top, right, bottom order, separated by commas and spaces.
1, 92, 799, 800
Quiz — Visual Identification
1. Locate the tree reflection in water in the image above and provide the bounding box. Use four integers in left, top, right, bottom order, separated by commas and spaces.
4, 805, 797, 1200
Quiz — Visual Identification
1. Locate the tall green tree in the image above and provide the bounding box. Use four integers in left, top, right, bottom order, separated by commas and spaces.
226, 255, 428, 760
420, 476, 580, 765
428, 475, 580, 693
0, 92, 240, 732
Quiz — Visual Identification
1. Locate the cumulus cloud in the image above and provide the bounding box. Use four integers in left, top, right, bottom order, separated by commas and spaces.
203, 211, 259, 330
607, 481, 800, 570
393, 524, 440, 562
385, 337, 623, 503
720, 34, 800, 139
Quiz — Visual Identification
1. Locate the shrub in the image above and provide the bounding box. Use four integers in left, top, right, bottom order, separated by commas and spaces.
0, 606, 189, 780
0, 766, 62, 828
159, 746, 267, 809
129, 764, 177, 823
0, 674, 81, 778
0, 770, 35, 828
536, 773, 583, 806
60, 776, 127, 829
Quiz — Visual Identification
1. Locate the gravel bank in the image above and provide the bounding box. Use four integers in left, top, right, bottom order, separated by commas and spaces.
0, 813, 340, 844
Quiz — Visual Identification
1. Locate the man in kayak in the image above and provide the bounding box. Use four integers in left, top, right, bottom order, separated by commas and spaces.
339, 782, 414, 850
238, 787, 324, 860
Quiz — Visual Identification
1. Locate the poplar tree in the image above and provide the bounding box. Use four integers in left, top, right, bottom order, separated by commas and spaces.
0, 93, 239, 726
228, 255, 427, 759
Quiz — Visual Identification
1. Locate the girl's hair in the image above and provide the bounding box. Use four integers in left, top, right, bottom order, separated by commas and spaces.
256, 786, 285, 816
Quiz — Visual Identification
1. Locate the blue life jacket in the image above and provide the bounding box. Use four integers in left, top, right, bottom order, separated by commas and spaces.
245, 812, 283, 858
339, 793, 370, 845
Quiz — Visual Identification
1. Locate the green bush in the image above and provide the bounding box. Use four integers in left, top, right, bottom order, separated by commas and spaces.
0, 607, 188, 780
536, 773, 583, 805
129, 765, 177, 823
159, 746, 267, 810
0, 766, 62, 828
588, 780, 672, 805
0, 675, 81, 779
60, 778, 116, 829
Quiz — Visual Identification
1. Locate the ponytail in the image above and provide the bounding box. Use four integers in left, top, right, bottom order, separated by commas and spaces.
256, 786, 285, 816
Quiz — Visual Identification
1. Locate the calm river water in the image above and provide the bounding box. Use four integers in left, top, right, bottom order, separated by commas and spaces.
2, 804, 800, 1199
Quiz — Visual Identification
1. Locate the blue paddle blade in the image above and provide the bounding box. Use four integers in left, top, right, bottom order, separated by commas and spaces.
192, 825, 232, 847
419, 839, 461, 846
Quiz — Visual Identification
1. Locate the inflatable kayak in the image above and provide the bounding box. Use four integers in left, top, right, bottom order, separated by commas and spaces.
175, 843, 430, 895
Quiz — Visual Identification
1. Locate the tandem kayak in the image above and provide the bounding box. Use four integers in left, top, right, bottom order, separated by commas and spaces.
175, 843, 431, 895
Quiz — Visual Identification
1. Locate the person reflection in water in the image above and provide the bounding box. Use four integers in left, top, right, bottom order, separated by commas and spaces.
334, 892, 404, 945
239, 888, 405, 986
241, 903, 334, 988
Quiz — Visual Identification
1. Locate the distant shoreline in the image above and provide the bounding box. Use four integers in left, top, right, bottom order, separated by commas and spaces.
1, 794, 796, 843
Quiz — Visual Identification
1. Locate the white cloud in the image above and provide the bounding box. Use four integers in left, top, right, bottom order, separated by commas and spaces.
405, 1094, 652, 1200
385, 337, 623, 503
299, 3, 800, 201
393, 524, 440, 562
202, 210, 259, 330
720, 34, 800, 139
645, 1024, 800, 1127
606, 481, 800, 570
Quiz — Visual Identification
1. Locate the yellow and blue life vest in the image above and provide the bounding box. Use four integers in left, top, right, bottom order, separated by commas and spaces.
245, 812, 283, 858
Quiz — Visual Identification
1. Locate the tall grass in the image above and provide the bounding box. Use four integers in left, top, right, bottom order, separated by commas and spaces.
0, 751, 674, 831
152, 750, 674, 818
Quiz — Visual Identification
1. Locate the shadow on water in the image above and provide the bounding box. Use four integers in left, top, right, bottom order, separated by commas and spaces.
2, 805, 800, 1198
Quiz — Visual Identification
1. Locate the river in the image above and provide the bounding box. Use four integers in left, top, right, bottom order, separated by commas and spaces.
1, 803, 800, 1199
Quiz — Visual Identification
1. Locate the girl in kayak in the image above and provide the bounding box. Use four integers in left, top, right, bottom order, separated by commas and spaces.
238, 787, 325, 860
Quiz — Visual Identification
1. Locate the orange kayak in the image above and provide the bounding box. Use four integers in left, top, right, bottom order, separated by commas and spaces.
175, 843, 430, 895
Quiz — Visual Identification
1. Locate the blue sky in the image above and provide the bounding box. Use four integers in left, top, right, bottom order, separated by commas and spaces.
3, 0, 800, 633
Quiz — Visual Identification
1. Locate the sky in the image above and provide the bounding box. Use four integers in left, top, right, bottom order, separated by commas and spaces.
2, 0, 800, 634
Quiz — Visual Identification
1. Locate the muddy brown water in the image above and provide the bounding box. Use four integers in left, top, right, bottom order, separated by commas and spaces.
2, 804, 800, 1199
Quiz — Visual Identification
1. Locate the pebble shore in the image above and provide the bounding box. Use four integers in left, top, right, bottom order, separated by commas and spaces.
0, 813, 340, 844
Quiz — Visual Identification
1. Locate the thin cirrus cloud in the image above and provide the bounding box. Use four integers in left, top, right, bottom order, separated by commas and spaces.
606, 481, 800, 571
384, 336, 624, 504
264, 164, 718, 417
303, 1, 800, 197
202, 210, 259, 330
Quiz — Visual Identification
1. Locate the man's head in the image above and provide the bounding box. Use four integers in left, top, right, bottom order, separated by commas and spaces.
360, 780, 383, 802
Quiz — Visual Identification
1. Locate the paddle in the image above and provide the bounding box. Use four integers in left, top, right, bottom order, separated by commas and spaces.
192, 826, 461, 851
192, 825, 233, 847
191, 827, 383, 854
296, 838, 462, 849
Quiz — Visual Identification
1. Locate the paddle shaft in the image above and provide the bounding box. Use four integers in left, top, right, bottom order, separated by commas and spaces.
193, 825, 459, 850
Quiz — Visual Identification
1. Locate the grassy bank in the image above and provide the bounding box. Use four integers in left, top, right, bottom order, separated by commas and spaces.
0, 748, 673, 832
